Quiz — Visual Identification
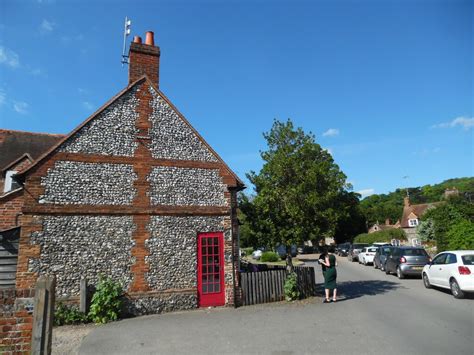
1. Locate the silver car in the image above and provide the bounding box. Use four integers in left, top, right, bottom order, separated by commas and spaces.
385, 247, 431, 279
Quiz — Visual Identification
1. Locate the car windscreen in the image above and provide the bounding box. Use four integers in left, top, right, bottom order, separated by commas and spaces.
368, 248, 377, 252
381, 247, 392, 254
461, 255, 474, 265
402, 249, 428, 256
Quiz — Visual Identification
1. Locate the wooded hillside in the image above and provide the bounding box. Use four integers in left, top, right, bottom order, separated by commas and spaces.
360, 177, 474, 226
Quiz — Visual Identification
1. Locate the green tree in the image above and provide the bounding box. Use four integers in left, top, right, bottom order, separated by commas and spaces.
447, 220, 474, 250
422, 196, 474, 252
245, 119, 351, 268
416, 219, 435, 243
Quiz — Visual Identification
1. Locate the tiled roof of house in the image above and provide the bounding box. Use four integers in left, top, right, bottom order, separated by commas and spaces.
401, 202, 442, 228
0, 129, 65, 171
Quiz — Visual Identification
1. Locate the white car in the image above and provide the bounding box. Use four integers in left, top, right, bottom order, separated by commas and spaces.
251, 250, 263, 260
358, 247, 378, 265
422, 250, 474, 299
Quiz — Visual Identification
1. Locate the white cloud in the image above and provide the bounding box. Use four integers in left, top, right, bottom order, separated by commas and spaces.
0, 46, 20, 68
323, 147, 333, 155
432, 116, 474, 130
357, 188, 375, 198
40, 19, 55, 34
82, 101, 94, 110
323, 128, 339, 137
13, 101, 29, 114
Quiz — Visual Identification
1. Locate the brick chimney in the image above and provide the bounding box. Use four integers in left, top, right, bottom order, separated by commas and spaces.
128, 31, 160, 87
404, 196, 410, 207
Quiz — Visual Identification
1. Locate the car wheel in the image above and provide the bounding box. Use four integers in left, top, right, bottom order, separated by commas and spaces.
374, 262, 378, 269
397, 267, 405, 279
423, 273, 431, 289
450, 279, 465, 299
385, 266, 390, 275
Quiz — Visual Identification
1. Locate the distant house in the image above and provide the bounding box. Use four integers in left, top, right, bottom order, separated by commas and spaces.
401, 197, 440, 245
368, 218, 400, 234
0, 130, 64, 288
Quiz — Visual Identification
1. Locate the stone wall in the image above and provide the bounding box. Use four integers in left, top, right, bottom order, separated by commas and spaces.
125, 292, 196, 316
59, 88, 139, 157
28, 216, 136, 297
40, 161, 137, 205
148, 87, 218, 162
148, 167, 227, 206
145, 216, 224, 290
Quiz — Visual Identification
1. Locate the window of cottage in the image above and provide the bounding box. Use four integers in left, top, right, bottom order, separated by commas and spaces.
408, 218, 419, 227
4, 170, 20, 192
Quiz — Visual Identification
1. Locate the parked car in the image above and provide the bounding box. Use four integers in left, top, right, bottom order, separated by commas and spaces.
297, 245, 315, 254
251, 249, 263, 260
385, 246, 431, 279
347, 243, 369, 262
373, 246, 395, 271
422, 250, 474, 299
358, 246, 378, 265
337, 243, 351, 256
275, 244, 297, 259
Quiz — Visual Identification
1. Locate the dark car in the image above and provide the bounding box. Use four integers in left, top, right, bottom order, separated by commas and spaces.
385, 246, 431, 279
373, 246, 395, 271
337, 243, 351, 256
347, 243, 369, 262
275, 244, 297, 259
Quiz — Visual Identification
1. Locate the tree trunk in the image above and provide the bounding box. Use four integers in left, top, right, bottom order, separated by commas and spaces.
286, 245, 294, 273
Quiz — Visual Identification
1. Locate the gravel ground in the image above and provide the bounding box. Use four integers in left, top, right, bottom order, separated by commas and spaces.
52, 324, 97, 355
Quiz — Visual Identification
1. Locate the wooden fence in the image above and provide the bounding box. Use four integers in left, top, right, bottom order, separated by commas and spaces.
240, 266, 316, 306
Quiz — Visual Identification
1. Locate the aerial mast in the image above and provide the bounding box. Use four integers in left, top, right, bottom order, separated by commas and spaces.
121, 16, 132, 66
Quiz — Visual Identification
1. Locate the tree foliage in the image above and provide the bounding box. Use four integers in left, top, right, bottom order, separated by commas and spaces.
240, 119, 357, 250
360, 177, 474, 226
422, 196, 474, 252
416, 219, 435, 243
447, 219, 474, 250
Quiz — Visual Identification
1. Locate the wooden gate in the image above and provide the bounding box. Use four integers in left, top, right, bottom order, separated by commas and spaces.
240, 266, 316, 306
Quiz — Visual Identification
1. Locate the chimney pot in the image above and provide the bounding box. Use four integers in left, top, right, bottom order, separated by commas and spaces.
145, 31, 154, 46
133, 36, 142, 44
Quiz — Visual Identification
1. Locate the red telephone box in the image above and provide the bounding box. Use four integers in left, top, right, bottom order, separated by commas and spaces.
197, 232, 225, 307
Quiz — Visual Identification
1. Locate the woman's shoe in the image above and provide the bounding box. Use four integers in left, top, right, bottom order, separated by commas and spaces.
323, 298, 330, 303
332, 298, 337, 302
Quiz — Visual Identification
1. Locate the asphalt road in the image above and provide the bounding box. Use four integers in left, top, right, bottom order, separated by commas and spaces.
79, 256, 473, 354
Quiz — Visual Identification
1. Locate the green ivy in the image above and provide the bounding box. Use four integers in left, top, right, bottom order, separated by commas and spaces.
447, 220, 474, 250
54, 303, 89, 326
284, 272, 300, 301
88, 277, 123, 324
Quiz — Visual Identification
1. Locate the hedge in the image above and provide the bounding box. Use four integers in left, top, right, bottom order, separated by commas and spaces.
354, 228, 407, 244
260, 251, 280, 262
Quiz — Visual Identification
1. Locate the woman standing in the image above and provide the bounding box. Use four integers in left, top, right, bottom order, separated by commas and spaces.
320, 249, 337, 303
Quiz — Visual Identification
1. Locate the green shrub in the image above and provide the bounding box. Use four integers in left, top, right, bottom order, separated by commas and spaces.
447, 219, 474, 250
260, 251, 280, 262
242, 247, 254, 256
284, 272, 300, 301
354, 228, 406, 244
54, 303, 89, 326
88, 277, 123, 324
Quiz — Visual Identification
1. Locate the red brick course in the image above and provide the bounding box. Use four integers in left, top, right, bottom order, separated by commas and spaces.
0, 289, 34, 355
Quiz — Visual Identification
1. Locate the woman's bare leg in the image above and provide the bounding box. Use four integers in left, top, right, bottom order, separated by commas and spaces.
333, 288, 337, 301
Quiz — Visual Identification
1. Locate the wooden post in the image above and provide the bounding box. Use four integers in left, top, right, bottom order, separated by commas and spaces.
79, 278, 87, 313
32, 275, 56, 355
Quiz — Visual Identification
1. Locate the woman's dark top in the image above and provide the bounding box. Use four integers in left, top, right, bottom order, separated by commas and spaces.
323, 254, 337, 290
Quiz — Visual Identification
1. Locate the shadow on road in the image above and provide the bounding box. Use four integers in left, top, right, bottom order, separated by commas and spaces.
315, 280, 402, 302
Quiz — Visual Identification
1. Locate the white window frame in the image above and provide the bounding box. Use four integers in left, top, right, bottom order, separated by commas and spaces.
408, 218, 419, 227
4, 170, 18, 193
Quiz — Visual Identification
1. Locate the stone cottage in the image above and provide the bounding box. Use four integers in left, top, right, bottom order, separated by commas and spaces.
13, 31, 244, 314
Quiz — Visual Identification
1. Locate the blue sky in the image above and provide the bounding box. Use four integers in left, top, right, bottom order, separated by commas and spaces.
0, 0, 472, 197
